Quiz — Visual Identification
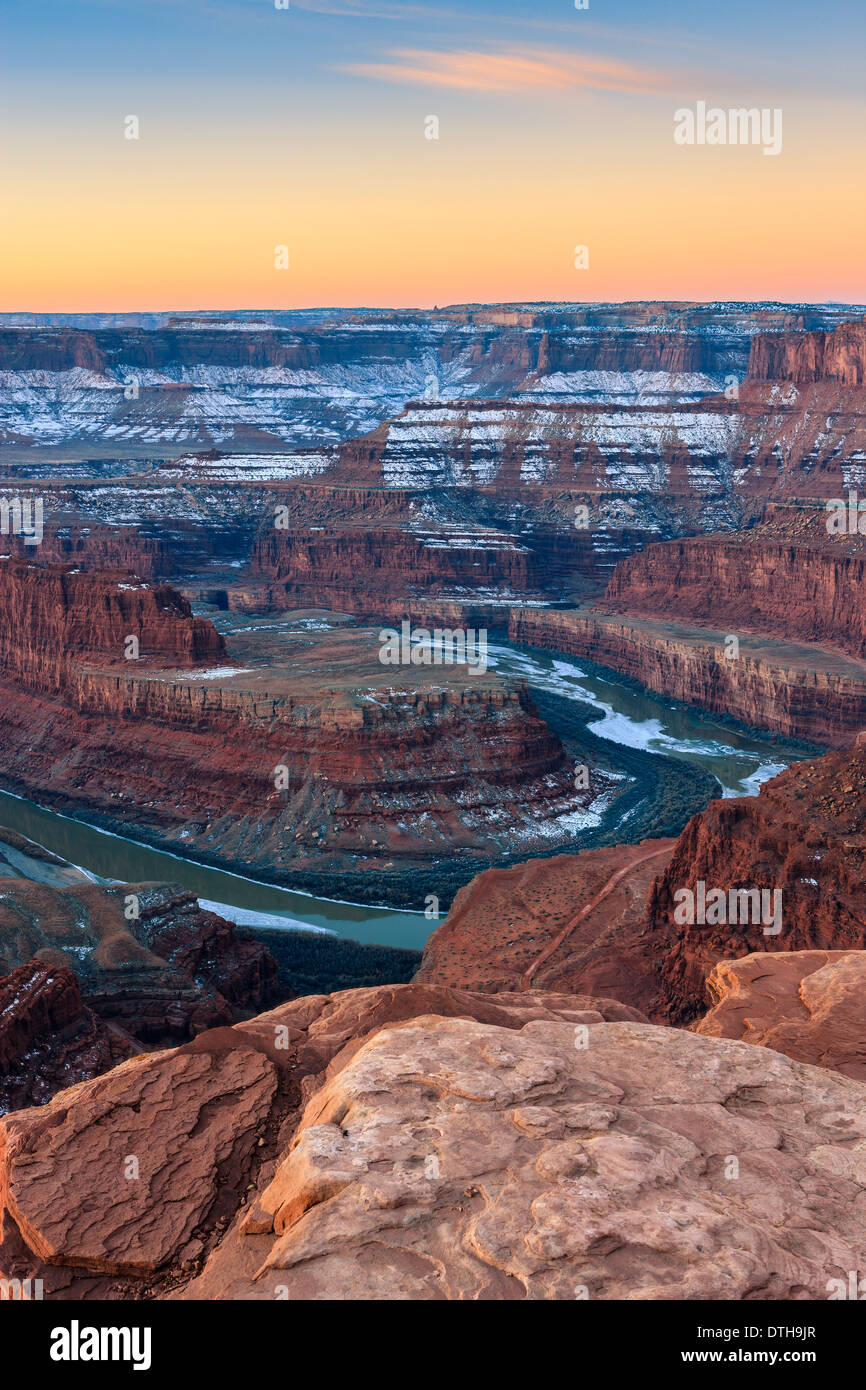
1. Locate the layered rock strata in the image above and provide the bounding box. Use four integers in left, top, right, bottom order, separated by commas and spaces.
6, 313, 865, 615
246, 523, 541, 615
1, 522, 177, 578
0, 564, 605, 897
0, 960, 134, 1115
0, 879, 277, 1043
6, 301, 835, 457
509, 606, 866, 746
0, 559, 225, 691
748, 319, 866, 387
646, 738, 866, 1023
604, 506, 866, 661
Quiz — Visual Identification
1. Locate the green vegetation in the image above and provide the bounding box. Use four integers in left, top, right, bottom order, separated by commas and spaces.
252, 927, 421, 997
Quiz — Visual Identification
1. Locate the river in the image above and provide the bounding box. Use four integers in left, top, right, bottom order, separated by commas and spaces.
0, 641, 808, 950
486, 643, 795, 797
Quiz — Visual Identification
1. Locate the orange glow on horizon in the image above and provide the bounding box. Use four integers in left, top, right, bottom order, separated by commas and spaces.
4, 87, 864, 311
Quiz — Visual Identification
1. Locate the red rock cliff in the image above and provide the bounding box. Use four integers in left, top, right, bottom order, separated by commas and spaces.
645, 738, 866, 1023
0, 560, 225, 692
4, 524, 176, 578
509, 606, 866, 746
748, 319, 866, 386
248, 524, 538, 612
603, 507, 866, 659
0, 960, 134, 1114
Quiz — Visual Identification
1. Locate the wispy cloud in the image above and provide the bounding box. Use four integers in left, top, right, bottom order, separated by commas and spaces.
338, 44, 674, 95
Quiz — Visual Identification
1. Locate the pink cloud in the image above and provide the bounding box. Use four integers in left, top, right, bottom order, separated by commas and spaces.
338, 45, 673, 95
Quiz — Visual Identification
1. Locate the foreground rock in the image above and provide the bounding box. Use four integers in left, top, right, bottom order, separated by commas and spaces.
0, 984, 641, 1298
696, 950, 866, 1080
0, 960, 134, 1115
1, 982, 864, 1301
0, 878, 277, 1043
222, 1019, 866, 1301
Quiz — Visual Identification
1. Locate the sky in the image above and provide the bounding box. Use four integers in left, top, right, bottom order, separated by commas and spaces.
1, 0, 864, 310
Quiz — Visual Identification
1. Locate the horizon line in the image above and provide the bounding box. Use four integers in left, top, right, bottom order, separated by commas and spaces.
3, 297, 864, 316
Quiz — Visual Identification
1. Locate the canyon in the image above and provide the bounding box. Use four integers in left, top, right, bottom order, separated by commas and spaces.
0, 310, 863, 688
1, 309, 865, 615
0, 561, 620, 907
6, 302, 856, 462
2, 302, 866, 1305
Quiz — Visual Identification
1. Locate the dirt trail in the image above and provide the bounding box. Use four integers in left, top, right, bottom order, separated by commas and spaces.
519, 844, 673, 990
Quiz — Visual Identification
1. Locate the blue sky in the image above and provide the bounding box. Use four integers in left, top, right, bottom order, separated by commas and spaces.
2, 0, 864, 307
4, 0, 863, 102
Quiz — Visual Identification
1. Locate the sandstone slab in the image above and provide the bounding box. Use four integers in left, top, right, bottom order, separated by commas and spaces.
5, 983, 864, 1301
0, 984, 643, 1298
0, 1031, 277, 1276
696, 950, 866, 1080
204, 1017, 866, 1300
